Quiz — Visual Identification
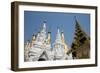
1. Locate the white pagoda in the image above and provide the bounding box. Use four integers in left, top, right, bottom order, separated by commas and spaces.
24, 21, 73, 61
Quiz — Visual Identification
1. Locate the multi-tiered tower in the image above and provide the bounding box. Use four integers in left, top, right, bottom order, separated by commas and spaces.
24, 21, 73, 61
53, 28, 66, 60
27, 21, 51, 61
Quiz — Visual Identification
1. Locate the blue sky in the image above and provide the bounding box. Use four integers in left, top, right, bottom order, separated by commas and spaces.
24, 11, 90, 48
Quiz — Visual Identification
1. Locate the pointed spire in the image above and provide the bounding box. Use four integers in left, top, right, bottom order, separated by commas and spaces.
74, 16, 78, 22
43, 20, 46, 29
57, 28, 60, 34
35, 20, 47, 44
43, 19, 47, 29
74, 16, 89, 39
74, 16, 77, 21
41, 20, 47, 32
55, 28, 62, 44
74, 16, 81, 29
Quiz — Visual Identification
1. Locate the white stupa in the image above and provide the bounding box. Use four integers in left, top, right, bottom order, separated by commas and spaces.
24, 21, 73, 61
28, 21, 53, 61
53, 28, 67, 60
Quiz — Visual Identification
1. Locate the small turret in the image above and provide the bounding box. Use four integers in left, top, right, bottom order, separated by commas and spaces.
47, 32, 51, 44
61, 31, 69, 53
61, 32, 65, 43
31, 34, 36, 46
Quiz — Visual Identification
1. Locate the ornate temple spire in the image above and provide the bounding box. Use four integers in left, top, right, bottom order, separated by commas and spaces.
34, 20, 47, 45
42, 20, 46, 30
40, 20, 47, 37
43, 21, 46, 29
53, 28, 68, 60
55, 28, 62, 44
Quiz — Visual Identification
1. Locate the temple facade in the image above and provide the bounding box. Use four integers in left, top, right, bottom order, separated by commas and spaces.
24, 21, 73, 61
